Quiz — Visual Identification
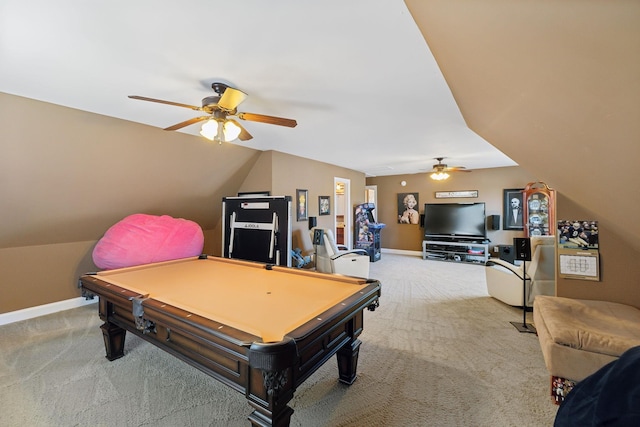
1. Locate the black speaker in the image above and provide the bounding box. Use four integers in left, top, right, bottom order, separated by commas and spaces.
514, 237, 532, 261
489, 215, 501, 230
308, 216, 317, 230
419, 214, 425, 228
312, 228, 324, 245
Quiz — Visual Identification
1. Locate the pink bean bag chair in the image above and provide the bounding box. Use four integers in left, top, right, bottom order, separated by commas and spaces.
92, 213, 205, 270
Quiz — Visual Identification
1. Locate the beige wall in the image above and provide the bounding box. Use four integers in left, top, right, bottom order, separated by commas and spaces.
367, 166, 537, 251
237, 150, 366, 254
369, 169, 640, 309
0, 93, 260, 313
0, 241, 97, 310
555, 193, 639, 307
0, 93, 365, 313
271, 151, 365, 252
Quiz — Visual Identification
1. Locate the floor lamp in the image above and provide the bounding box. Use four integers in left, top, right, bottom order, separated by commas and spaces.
510, 237, 537, 334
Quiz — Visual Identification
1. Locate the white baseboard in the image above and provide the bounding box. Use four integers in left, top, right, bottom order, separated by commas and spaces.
0, 297, 98, 326
381, 248, 422, 257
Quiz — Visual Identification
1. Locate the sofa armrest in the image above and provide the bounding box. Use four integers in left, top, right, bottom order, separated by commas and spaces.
486, 259, 528, 280
331, 249, 368, 260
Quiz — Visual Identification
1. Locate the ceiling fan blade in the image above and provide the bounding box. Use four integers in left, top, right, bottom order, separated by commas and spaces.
228, 119, 253, 141
218, 87, 248, 111
237, 112, 297, 128
164, 116, 210, 131
128, 95, 202, 111
446, 166, 470, 172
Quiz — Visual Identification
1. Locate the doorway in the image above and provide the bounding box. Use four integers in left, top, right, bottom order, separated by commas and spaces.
334, 177, 351, 248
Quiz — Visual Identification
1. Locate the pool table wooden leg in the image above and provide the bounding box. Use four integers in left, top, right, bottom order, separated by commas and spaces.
337, 338, 361, 385
100, 321, 126, 361
248, 403, 294, 427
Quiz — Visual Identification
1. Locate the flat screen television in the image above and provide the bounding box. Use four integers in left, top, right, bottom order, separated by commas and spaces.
423, 202, 486, 240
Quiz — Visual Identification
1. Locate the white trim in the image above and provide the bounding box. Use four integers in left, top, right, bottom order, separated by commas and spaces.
381, 248, 422, 257
334, 177, 351, 249
0, 297, 98, 326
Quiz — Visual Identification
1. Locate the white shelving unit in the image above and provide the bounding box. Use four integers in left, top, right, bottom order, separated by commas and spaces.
422, 240, 489, 265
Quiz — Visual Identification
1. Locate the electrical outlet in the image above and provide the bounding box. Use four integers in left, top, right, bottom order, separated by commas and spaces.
493, 246, 500, 253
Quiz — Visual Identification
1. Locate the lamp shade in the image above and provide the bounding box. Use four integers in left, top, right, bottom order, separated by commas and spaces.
199, 120, 219, 141
200, 119, 242, 143
430, 171, 450, 181
223, 120, 241, 141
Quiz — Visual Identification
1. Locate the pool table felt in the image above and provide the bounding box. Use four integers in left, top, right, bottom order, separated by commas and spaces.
96, 257, 367, 342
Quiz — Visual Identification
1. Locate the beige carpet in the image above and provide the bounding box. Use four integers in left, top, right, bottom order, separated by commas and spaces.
0, 254, 558, 426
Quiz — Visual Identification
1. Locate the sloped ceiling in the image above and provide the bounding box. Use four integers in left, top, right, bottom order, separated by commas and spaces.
406, 0, 640, 252
0, 0, 515, 177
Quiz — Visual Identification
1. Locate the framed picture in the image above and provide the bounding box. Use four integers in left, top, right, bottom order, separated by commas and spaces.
558, 219, 600, 281
397, 192, 420, 224
503, 188, 524, 230
296, 189, 308, 221
435, 190, 478, 199
319, 195, 330, 216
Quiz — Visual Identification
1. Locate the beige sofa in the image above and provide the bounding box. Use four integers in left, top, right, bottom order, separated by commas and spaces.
533, 295, 640, 403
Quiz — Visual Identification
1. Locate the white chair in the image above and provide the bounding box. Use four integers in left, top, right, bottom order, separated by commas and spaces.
485, 235, 556, 306
310, 227, 370, 278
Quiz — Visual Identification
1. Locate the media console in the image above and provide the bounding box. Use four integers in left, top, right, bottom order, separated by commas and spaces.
422, 240, 489, 265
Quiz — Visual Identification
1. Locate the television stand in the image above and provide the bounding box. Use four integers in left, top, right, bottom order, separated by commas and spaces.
422, 240, 489, 265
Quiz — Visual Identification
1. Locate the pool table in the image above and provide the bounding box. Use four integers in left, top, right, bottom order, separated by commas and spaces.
79, 255, 381, 427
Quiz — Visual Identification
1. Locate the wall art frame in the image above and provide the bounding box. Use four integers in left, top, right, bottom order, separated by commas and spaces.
503, 188, 524, 230
434, 190, 478, 199
319, 195, 330, 216
296, 189, 308, 221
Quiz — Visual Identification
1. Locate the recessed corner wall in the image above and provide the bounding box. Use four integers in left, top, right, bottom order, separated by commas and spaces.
0, 93, 260, 313
556, 193, 640, 308
367, 166, 537, 252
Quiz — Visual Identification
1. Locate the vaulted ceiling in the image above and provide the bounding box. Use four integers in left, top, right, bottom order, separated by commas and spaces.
0, 0, 515, 177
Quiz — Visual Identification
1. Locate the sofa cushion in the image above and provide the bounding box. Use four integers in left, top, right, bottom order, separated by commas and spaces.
535, 295, 640, 358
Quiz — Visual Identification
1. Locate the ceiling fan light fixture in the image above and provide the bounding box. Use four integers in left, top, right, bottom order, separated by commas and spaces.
222, 120, 241, 142
199, 119, 219, 141
129, 83, 295, 143
430, 171, 450, 181
199, 119, 242, 144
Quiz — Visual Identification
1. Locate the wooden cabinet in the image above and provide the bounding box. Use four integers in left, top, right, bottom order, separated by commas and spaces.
336, 226, 345, 245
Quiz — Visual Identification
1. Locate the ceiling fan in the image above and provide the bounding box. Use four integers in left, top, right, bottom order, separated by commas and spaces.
128, 82, 297, 143
429, 157, 471, 180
